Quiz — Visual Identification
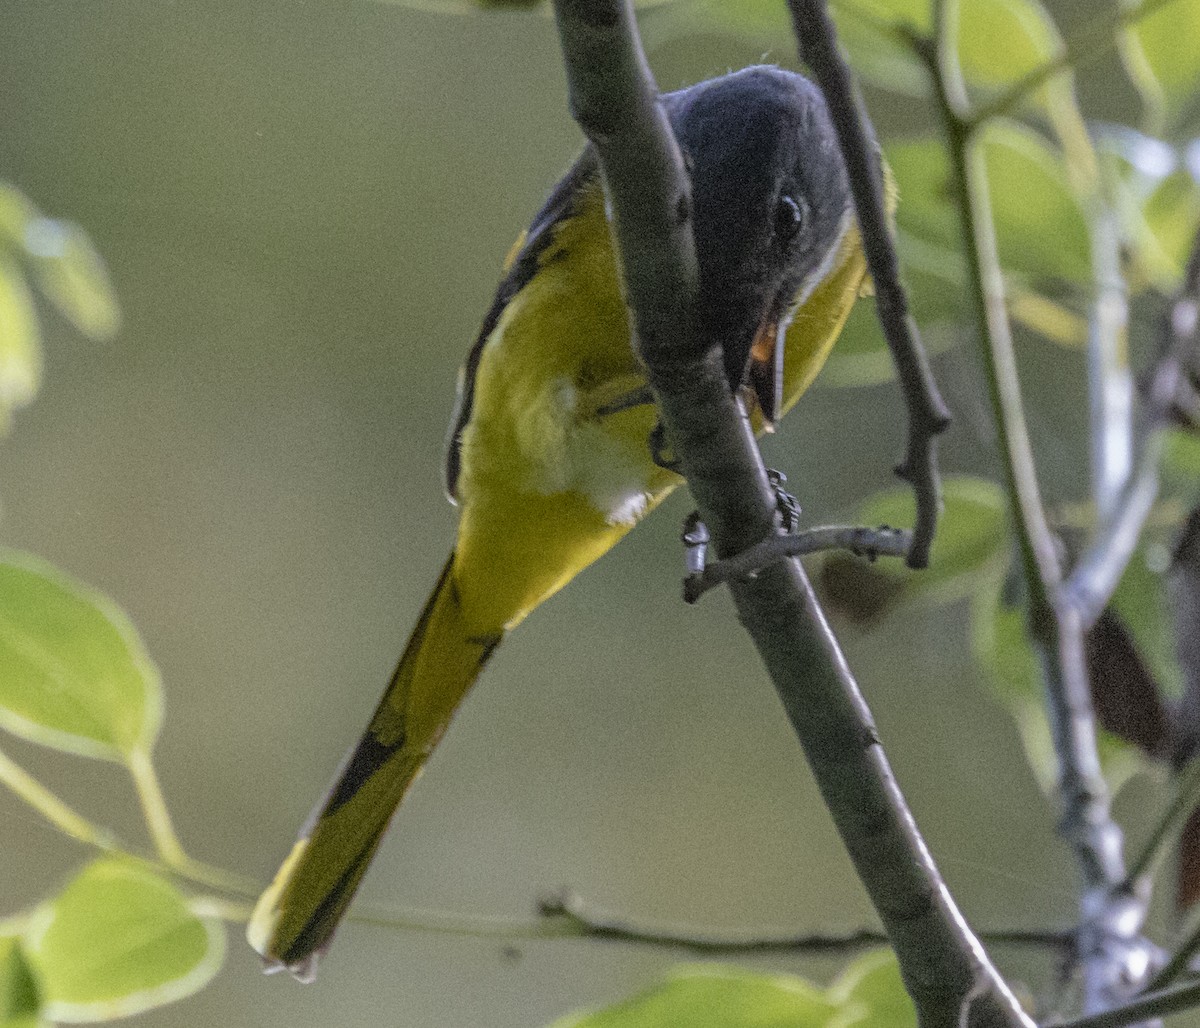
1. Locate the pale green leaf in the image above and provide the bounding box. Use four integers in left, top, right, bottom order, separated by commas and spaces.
829, 0, 932, 98
548, 966, 841, 1027
957, 0, 1061, 93
0, 256, 41, 428
0, 937, 45, 1028
1140, 170, 1200, 286
548, 951, 914, 1028
830, 951, 917, 1027
23, 859, 224, 1023
1120, 0, 1200, 133
0, 552, 162, 762
22, 220, 120, 343
854, 476, 1008, 602
0, 186, 37, 255
886, 128, 1090, 286
980, 120, 1092, 285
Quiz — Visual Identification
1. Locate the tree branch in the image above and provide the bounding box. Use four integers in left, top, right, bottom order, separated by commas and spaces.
538, 890, 1074, 956
549, 2, 1030, 1024
787, 0, 950, 571
921, 4, 1151, 1017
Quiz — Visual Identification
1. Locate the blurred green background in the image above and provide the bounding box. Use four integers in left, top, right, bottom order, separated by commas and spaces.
0, 1, 1172, 1024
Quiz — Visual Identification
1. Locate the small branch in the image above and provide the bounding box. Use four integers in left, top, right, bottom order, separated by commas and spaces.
1047, 978, 1200, 1028
538, 890, 1075, 955
965, 0, 1188, 128
787, 0, 950, 571
683, 524, 911, 603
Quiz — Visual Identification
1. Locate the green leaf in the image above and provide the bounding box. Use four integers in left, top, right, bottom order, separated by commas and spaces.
22, 219, 120, 343
956, 0, 1061, 95
831, 951, 917, 1027
0, 552, 163, 762
1120, 0, 1200, 134
887, 128, 1090, 287
829, 0, 932, 98
980, 121, 1092, 285
0, 937, 45, 1028
1140, 170, 1200, 286
854, 476, 1008, 602
0, 256, 41, 429
23, 859, 224, 1023
546, 951, 913, 1028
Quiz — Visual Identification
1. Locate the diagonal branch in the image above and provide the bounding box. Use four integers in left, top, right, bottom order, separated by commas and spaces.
550, 1, 1031, 1024
787, 0, 950, 571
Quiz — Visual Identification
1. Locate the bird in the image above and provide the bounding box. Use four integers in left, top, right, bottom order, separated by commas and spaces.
248, 64, 870, 980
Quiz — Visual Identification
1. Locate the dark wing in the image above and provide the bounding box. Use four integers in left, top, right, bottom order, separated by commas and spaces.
443, 149, 601, 502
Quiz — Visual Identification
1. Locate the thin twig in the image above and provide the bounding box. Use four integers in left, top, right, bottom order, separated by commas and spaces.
922, 5, 1147, 1016
1046, 978, 1200, 1028
549, 2, 1029, 1024
539, 890, 1075, 955
788, 0, 950, 571
683, 524, 911, 603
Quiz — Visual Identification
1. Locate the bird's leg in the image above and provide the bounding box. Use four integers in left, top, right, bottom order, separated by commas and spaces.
766, 468, 802, 533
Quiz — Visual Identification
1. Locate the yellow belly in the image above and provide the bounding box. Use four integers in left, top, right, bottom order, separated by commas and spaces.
452, 182, 867, 635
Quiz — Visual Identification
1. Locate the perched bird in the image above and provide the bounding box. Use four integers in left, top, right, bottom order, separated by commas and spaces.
249, 64, 869, 979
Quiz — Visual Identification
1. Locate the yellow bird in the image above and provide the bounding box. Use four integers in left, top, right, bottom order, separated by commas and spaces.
249, 64, 870, 979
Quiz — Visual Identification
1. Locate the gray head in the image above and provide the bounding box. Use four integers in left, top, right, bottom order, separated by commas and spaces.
663, 66, 853, 413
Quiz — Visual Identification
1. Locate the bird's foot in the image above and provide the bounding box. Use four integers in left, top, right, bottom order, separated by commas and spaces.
680, 468, 910, 603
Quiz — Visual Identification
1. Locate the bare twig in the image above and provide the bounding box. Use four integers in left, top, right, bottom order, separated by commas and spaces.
786, 0, 950, 571
683, 524, 911, 603
549, 2, 1029, 1024
538, 890, 1074, 955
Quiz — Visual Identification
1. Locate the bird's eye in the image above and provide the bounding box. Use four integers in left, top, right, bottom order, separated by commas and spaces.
775, 194, 807, 244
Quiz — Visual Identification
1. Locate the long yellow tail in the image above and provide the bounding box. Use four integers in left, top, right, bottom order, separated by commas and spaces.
248, 552, 500, 978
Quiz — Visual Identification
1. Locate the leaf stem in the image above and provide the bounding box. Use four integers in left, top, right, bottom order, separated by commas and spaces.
0, 742, 119, 852
128, 747, 186, 866
126, 747, 260, 897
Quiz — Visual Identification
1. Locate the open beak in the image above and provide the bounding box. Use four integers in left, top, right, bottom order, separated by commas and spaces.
746, 307, 785, 431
